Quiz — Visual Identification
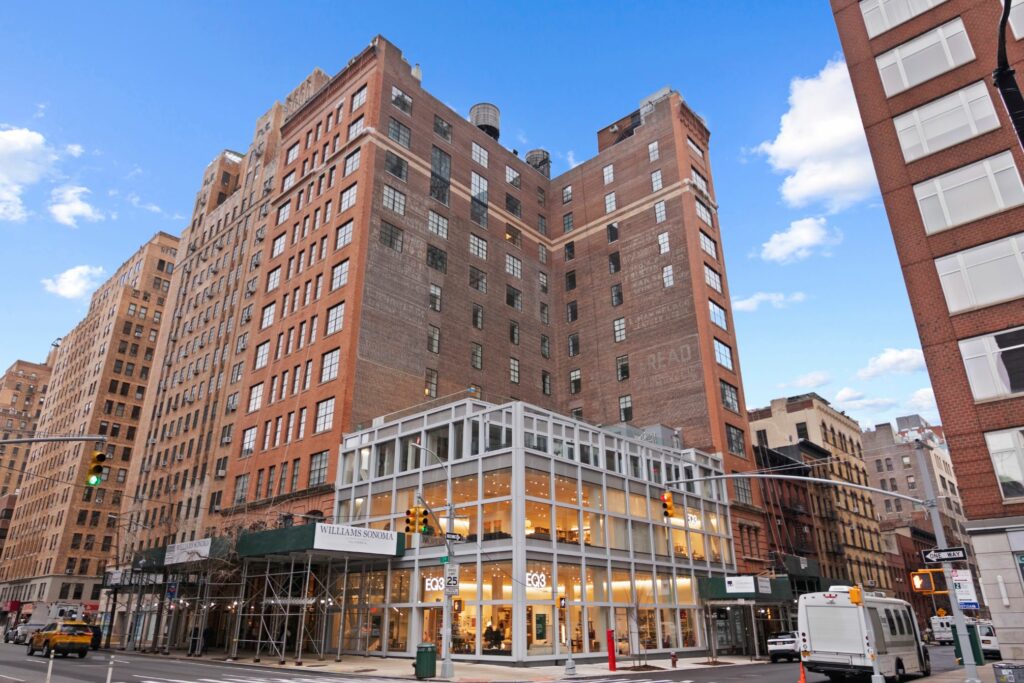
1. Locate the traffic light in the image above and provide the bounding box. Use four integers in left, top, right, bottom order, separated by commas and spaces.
419, 508, 434, 536
85, 450, 107, 486
849, 585, 863, 605
911, 571, 935, 593
405, 507, 418, 534
661, 491, 675, 519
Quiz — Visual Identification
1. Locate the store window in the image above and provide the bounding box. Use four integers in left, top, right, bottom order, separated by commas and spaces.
525, 500, 552, 540
481, 499, 512, 540
555, 506, 581, 545
582, 510, 606, 547
525, 468, 550, 498
611, 568, 633, 603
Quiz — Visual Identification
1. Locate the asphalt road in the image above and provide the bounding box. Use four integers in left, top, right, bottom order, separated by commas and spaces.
0, 643, 965, 683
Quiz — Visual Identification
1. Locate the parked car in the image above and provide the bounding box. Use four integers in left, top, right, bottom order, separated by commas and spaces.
25, 621, 92, 658
2, 625, 17, 643
768, 631, 801, 662
13, 622, 45, 645
978, 622, 1002, 659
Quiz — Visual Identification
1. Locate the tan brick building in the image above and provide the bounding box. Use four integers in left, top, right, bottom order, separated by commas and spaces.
749, 394, 891, 589
832, 0, 1024, 656
122, 36, 767, 570
0, 232, 178, 617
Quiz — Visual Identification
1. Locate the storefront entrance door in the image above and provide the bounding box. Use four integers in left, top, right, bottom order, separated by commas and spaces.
421, 607, 442, 648
613, 607, 637, 657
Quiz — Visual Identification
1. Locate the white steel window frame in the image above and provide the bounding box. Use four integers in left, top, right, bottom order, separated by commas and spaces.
914, 151, 1024, 234
875, 18, 974, 97
959, 324, 1024, 401
859, 0, 948, 39
894, 81, 998, 162
936, 231, 1024, 313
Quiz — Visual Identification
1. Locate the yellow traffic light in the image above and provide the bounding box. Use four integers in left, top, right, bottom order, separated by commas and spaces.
405, 508, 417, 534
85, 450, 107, 487
661, 491, 675, 519
849, 585, 863, 605
420, 509, 433, 536
911, 571, 935, 593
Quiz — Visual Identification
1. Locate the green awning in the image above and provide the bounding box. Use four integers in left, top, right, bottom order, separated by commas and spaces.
699, 576, 794, 602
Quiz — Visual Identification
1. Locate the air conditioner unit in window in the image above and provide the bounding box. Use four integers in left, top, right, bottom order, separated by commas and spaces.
148, 438, 157, 445
221, 435, 232, 445
255, 227, 266, 241
212, 504, 222, 513
216, 468, 227, 478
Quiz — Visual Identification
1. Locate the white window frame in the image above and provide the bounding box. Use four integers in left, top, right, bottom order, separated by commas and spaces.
471, 142, 489, 168
959, 325, 1024, 401
648, 141, 660, 162
605, 192, 617, 213
859, 0, 948, 38
914, 151, 1024, 234
469, 234, 488, 260
875, 18, 974, 97
714, 339, 734, 370
603, 164, 615, 185
985, 427, 1024, 500
652, 170, 663, 192
657, 231, 670, 254
428, 211, 449, 239
505, 254, 522, 278
936, 231, 1024, 314
662, 265, 674, 288
709, 300, 728, 329
894, 81, 998, 162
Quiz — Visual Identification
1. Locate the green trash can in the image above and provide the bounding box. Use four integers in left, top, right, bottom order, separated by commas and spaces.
415, 642, 437, 679
952, 624, 984, 666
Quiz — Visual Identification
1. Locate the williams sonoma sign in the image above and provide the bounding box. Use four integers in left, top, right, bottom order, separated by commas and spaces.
313, 523, 398, 555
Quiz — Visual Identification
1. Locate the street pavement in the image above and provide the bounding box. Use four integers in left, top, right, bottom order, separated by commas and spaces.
0, 642, 966, 683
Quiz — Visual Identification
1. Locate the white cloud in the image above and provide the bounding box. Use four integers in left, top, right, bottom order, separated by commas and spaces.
33, 103, 47, 119
756, 59, 877, 212
760, 216, 841, 263
566, 151, 579, 168
833, 386, 897, 413
48, 185, 103, 227
781, 371, 831, 390
858, 348, 926, 380
0, 126, 58, 222
907, 387, 936, 411
127, 192, 162, 214
65, 143, 84, 157
733, 291, 807, 312
41, 265, 105, 299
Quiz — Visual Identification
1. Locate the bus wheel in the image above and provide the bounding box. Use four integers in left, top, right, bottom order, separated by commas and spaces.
921, 651, 931, 677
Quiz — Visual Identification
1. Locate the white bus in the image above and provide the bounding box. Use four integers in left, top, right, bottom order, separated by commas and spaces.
799, 586, 931, 681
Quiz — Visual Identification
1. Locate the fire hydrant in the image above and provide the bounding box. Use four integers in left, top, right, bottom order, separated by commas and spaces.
671, 652, 678, 668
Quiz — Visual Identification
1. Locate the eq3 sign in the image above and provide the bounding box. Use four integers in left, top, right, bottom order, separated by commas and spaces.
525, 571, 548, 589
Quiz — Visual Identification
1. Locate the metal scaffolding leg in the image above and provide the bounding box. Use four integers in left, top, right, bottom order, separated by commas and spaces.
295, 554, 312, 665
228, 559, 248, 661
336, 556, 348, 662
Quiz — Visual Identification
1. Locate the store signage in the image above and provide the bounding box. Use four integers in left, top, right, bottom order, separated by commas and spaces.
165, 538, 212, 565
757, 577, 772, 594
951, 569, 980, 610
313, 524, 398, 555
445, 564, 459, 596
424, 576, 447, 592
525, 571, 549, 589
725, 576, 755, 593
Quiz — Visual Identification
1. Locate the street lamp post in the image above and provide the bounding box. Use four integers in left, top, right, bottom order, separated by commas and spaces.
411, 442, 455, 680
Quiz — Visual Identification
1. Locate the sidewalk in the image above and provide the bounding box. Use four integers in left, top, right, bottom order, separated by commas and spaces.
122, 648, 759, 681
930, 663, 998, 683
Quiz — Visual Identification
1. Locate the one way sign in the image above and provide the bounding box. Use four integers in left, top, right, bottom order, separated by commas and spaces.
921, 546, 967, 564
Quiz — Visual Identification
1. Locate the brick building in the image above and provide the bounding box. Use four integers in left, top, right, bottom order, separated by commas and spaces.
749, 394, 891, 589
0, 232, 178, 617
832, 0, 1024, 656
123, 36, 766, 570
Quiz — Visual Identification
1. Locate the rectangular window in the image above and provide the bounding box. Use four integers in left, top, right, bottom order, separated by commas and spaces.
915, 151, 1024, 234
314, 398, 334, 433
652, 169, 664, 192
469, 233, 488, 260
937, 232, 1024, 314
309, 451, 329, 487
506, 285, 522, 310
648, 141, 660, 162
569, 368, 581, 394
242, 427, 257, 455
425, 210, 449, 240
603, 164, 615, 185
321, 348, 340, 381
604, 192, 617, 213
348, 116, 364, 140
538, 271, 548, 293
709, 300, 728, 328
505, 193, 522, 217
611, 283, 623, 306
331, 260, 349, 290
505, 224, 522, 248
691, 167, 708, 193
428, 325, 441, 354
562, 185, 573, 203
509, 357, 520, 384
260, 302, 276, 329
471, 172, 488, 227
566, 301, 578, 323
351, 85, 367, 110
613, 317, 626, 342
542, 371, 552, 395
563, 212, 574, 233
424, 368, 438, 398
282, 171, 296, 191
894, 81, 998, 162
658, 231, 670, 254
565, 270, 577, 291
380, 222, 404, 252
434, 115, 452, 141
654, 201, 667, 223
506, 165, 521, 187
704, 265, 722, 292
509, 320, 520, 345
721, 380, 740, 412
687, 137, 704, 158
267, 266, 281, 292
616, 354, 630, 381
618, 395, 633, 422
336, 220, 353, 249
326, 302, 345, 334
248, 383, 264, 412
472, 304, 484, 329
471, 343, 483, 369
985, 427, 1024, 499
876, 18, 974, 97
695, 200, 713, 224
860, 0, 950, 39
344, 148, 361, 176
699, 231, 718, 259
429, 284, 442, 312
286, 143, 299, 164
340, 183, 357, 212
254, 341, 270, 369
662, 265, 674, 288
541, 335, 550, 358
538, 215, 547, 236
568, 333, 580, 357
426, 245, 447, 273
608, 252, 621, 273
540, 302, 549, 324
471, 142, 488, 167
726, 424, 746, 456
714, 339, 734, 370
469, 266, 487, 293
384, 150, 408, 180
505, 254, 522, 278
960, 325, 1024, 400
272, 233, 286, 257
277, 202, 291, 225
382, 185, 406, 215
430, 146, 452, 205
388, 118, 411, 148
391, 85, 412, 113
607, 222, 619, 242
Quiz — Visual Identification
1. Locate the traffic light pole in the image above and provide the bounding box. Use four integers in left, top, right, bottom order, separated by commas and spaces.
915, 439, 979, 683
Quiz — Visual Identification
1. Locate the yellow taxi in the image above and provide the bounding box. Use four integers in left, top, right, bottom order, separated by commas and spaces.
25, 620, 92, 658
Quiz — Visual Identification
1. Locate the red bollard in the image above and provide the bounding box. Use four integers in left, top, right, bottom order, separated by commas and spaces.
671, 651, 678, 668
607, 629, 617, 672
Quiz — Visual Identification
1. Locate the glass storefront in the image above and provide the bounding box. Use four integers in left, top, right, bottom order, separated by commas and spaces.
335, 400, 728, 662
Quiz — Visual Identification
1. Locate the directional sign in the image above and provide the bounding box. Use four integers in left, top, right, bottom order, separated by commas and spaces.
952, 569, 980, 610
921, 546, 967, 564
445, 532, 464, 542
439, 555, 449, 564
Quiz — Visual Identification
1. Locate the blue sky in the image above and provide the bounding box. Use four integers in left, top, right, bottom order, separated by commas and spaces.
0, 0, 937, 429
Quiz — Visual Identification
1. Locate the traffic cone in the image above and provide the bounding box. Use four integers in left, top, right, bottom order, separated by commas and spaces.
798, 662, 807, 683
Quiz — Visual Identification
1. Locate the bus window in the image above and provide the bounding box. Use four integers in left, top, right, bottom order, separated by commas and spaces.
869, 608, 889, 653
885, 609, 897, 635
902, 610, 914, 637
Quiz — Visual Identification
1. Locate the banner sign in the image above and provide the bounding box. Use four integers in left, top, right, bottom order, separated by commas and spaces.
313, 524, 398, 555
166, 538, 212, 565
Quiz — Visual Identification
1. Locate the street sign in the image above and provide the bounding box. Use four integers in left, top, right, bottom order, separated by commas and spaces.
921, 546, 968, 564
445, 563, 459, 596
445, 532, 464, 542
952, 568, 980, 610
166, 581, 178, 600
439, 555, 449, 564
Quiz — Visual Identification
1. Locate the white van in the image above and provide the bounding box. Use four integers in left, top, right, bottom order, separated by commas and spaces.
929, 616, 954, 645
977, 621, 1001, 659
799, 586, 931, 681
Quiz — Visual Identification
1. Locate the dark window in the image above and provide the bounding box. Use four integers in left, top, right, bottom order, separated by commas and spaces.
565, 271, 577, 291
720, 381, 739, 412
607, 222, 619, 242
469, 267, 487, 293
505, 193, 522, 218
562, 212, 574, 233
472, 304, 484, 329
608, 252, 621, 273
433, 115, 452, 141
540, 335, 550, 358
380, 222, 404, 252
430, 147, 451, 205
568, 334, 580, 357
569, 369, 581, 394
426, 245, 447, 273
506, 286, 522, 310
726, 425, 746, 456
566, 301, 578, 323
388, 118, 411, 148
616, 355, 630, 381
505, 225, 522, 248
564, 242, 575, 261
796, 422, 808, 440
611, 284, 623, 306
385, 151, 408, 181
509, 321, 520, 345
